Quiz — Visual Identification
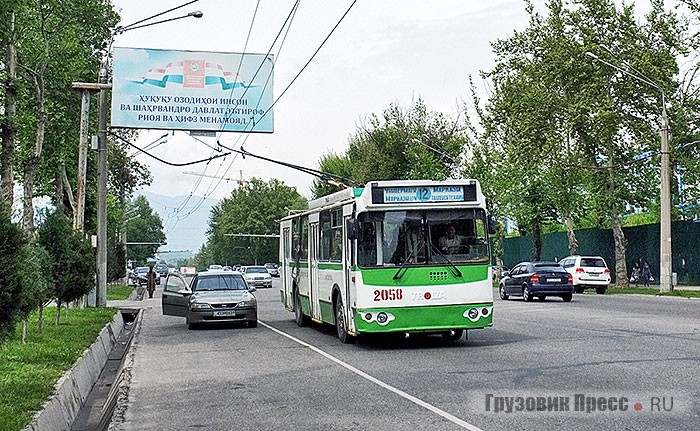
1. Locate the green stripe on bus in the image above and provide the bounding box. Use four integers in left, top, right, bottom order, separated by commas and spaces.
354, 303, 493, 333
319, 299, 334, 324
360, 265, 489, 286
318, 262, 343, 270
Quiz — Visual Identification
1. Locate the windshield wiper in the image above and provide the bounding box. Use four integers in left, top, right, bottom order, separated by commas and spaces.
393, 241, 422, 280
429, 242, 463, 278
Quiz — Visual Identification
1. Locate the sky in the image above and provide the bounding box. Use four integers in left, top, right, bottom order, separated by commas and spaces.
107, 0, 654, 252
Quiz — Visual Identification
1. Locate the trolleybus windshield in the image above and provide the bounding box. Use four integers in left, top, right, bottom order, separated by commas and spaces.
357, 208, 489, 268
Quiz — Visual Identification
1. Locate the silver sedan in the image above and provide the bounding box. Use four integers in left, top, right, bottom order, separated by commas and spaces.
162, 271, 258, 330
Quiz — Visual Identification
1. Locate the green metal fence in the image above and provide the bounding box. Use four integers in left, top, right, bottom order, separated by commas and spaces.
501, 220, 700, 285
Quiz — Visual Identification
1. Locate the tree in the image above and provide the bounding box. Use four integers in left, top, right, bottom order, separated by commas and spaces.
0, 208, 28, 341
204, 178, 307, 266
37, 210, 94, 324
8, 0, 118, 233
313, 99, 466, 199
124, 195, 166, 267
466, 0, 685, 281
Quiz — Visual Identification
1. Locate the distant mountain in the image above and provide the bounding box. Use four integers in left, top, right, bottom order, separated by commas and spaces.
137, 191, 219, 257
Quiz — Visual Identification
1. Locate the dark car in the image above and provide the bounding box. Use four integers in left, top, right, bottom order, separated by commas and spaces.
499, 261, 573, 302
135, 266, 160, 286
154, 262, 169, 278
161, 270, 258, 330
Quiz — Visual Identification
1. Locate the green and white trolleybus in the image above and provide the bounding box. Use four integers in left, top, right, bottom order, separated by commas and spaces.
279, 179, 496, 343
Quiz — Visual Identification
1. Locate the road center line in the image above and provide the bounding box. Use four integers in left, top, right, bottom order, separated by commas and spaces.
259, 321, 483, 431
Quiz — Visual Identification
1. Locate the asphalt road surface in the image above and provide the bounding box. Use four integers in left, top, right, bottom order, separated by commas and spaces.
108, 279, 700, 430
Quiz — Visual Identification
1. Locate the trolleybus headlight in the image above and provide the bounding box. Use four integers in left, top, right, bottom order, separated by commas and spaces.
365, 313, 373, 321
481, 307, 491, 317
467, 308, 479, 320
377, 312, 388, 324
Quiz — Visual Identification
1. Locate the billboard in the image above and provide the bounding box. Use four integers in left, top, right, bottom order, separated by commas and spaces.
110, 47, 274, 133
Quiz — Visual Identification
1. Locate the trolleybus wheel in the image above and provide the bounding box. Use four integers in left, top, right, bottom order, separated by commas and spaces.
294, 290, 309, 327
335, 299, 352, 344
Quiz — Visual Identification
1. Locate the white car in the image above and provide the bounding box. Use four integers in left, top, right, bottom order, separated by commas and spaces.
559, 255, 611, 294
241, 266, 273, 288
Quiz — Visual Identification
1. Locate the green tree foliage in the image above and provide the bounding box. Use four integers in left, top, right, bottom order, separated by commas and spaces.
37, 211, 94, 324
124, 195, 166, 266
205, 178, 308, 266
466, 0, 685, 268
4, 0, 119, 231
0, 209, 28, 341
312, 99, 465, 199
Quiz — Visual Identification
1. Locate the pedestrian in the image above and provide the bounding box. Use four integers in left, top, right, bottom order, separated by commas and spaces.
147, 265, 157, 298
630, 262, 641, 287
642, 261, 653, 287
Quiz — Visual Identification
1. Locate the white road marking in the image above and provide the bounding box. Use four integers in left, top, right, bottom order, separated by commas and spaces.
259, 321, 483, 431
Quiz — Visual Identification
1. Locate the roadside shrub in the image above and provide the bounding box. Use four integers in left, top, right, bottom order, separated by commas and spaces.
37, 211, 95, 323
0, 209, 28, 341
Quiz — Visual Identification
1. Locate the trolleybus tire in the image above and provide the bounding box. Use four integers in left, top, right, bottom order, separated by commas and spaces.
335, 299, 353, 344
294, 290, 310, 327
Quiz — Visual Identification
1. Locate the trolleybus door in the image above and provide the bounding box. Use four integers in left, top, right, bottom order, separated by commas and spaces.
309, 222, 320, 319
281, 227, 291, 308
343, 207, 355, 331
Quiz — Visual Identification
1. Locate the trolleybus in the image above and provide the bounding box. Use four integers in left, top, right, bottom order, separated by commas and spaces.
279, 179, 496, 343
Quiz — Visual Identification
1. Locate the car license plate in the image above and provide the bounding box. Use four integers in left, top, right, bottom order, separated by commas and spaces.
547, 278, 560, 283
213, 310, 236, 317
589, 272, 600, 277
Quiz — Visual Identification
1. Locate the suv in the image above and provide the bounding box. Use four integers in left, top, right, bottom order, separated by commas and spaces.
559, 255, 611, 294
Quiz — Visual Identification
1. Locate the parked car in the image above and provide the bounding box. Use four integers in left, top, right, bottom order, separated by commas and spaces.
559, 255, 611, 294
499, 261, 573, 302
154, 262, 169, 278
161, 270, 258, 330
264, 262, 280, 277
241, 266, 273, 288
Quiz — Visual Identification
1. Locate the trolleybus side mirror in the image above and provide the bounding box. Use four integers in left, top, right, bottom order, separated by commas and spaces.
488, 215, 498, 235
346, 219, 358, 240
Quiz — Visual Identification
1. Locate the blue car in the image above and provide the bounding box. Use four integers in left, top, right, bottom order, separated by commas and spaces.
499, 261, 573, 302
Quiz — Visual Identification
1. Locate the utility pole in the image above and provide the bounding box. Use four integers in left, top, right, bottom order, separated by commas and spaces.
96, 63, 109, 307
659, 106, 672, 292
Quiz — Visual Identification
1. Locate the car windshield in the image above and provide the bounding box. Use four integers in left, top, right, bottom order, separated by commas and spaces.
193, 274, 247, 291
581, 258, 606, 267
357, 208, 490, 268
137, 268, 149, 274
246, 267, 268, 274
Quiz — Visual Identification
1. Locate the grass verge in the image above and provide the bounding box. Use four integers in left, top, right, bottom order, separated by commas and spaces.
107, 283, 135, 301
607, 286, 700, 298
0, 307, 117, 431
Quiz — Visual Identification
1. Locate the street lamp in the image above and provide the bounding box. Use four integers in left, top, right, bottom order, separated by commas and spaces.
93, 3, 203, 306
586, 50, 673, 293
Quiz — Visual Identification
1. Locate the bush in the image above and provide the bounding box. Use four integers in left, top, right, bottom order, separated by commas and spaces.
0, 210, 28, 341
37, 212, 95, 323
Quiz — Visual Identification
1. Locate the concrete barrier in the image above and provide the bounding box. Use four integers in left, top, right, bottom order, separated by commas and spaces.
23, 312, 124, 431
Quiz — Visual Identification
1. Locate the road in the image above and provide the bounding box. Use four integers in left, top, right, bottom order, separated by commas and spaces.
109, 278, 700, 431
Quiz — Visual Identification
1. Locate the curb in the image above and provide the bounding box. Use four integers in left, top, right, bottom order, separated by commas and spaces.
23, 312, 124, 431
